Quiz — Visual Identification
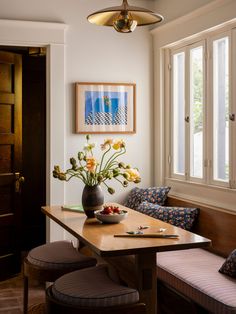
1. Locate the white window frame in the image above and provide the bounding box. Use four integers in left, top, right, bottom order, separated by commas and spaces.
166, 26, 236, 191
170, 46, 186, 181
232, 28, 236, 189
208, 31, 231, 188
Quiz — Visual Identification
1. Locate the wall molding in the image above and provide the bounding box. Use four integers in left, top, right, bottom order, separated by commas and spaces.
151, 0, 233, 35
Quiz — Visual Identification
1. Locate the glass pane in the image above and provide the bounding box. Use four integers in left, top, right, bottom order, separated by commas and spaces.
173, 52, 185, 175
190, 46, 204, 178
213, 37, 229, 182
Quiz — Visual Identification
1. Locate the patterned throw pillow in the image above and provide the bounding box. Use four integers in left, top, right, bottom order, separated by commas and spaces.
124, 187, 143, 210
219, 249, 236, 278
124, 186, 171, 210
137, 201, 199, 230
141, 186, 171, 205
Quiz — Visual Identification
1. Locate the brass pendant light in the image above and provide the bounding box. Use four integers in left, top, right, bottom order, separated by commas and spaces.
87, 0, 163, 33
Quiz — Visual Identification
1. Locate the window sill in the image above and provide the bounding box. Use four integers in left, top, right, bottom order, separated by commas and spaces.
165, 177, 236, 212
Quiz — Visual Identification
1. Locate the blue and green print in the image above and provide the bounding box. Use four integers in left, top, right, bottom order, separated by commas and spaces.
85, 91, 128, 125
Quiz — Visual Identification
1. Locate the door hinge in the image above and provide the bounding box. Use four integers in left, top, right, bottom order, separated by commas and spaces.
168, 155, 171, 164
168, 63, 172, 71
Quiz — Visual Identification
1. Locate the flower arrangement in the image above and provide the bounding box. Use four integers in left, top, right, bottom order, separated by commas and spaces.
53, 135, 141, 194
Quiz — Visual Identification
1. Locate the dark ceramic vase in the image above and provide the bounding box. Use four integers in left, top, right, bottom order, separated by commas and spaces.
82, 184, 104, 218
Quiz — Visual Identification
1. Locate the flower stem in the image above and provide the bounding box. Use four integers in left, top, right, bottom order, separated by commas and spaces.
99, 146, 111, 172
103, 148, 126, 172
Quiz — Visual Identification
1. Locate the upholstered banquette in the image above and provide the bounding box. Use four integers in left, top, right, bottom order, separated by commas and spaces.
124, 188, 236, 314
156, 196, 236, 314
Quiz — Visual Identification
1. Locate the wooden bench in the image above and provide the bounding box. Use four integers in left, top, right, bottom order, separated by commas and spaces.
156, 196, 236, 314
166, 196, 236, 257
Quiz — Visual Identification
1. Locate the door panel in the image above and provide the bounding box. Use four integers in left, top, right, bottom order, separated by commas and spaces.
0, 185, 12, 214
0, 145, 12, 173
0, 105, 12, 133
0, 51, 22, 280
0, 64, 12, 92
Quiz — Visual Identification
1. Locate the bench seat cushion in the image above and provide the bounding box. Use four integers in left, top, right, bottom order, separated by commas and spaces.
156, 248, 236, 314
52, 265, 139, 307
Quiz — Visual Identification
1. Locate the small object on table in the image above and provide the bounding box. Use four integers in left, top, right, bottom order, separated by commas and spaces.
94, 207, 128, 224
138, 225, 150, 230
114, 234, 179, 238
61, 205, 84, 213
127, 231, 144, 235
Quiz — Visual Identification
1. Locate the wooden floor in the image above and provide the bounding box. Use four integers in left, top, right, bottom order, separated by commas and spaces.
0, 272, 45, 313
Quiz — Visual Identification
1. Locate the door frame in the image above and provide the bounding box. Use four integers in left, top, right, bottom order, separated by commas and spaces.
0, 19, 67, 242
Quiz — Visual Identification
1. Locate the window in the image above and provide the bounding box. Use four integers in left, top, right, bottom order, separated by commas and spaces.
172, 51, 185, 176
167, 29, 236, 189
212, 36, 229, 182
190, 45, 204, 179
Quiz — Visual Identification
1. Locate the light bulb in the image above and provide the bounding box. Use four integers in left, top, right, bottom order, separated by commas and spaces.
113, 11, 137, 33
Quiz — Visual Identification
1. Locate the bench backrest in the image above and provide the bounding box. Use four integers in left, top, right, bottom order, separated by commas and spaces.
166, 196, 236, 257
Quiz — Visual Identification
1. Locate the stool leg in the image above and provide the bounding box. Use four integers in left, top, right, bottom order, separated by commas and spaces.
23, 275, 28, 314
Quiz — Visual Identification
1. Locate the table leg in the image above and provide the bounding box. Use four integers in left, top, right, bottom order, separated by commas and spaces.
134, 252, 158, 314
103, 253, 159, 314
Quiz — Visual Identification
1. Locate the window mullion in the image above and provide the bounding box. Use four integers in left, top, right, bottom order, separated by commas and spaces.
165, 49, 172, 179
206, 38, 213, 186
185, 48, 190, 180
231, 28, 236, 188
202, 40, 207, 184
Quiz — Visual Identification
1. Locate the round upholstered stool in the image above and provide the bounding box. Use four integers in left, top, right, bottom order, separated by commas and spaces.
23, 241, 97, 314
46, 264, 146, 314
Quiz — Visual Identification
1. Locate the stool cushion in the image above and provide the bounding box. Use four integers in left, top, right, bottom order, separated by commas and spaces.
52, 265, 139, 307
27, 241, 96, 270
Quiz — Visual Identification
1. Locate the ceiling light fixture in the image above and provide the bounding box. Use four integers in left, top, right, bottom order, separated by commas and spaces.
87, 0, 163, 33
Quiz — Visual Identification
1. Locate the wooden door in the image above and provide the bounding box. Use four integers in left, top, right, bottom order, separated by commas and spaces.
0, 51, 23, 280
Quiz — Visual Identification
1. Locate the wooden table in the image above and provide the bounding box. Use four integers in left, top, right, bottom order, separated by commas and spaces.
42, 203, 211, 314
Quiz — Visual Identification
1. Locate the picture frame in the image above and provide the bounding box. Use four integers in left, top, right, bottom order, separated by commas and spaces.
75, 82, 136, 134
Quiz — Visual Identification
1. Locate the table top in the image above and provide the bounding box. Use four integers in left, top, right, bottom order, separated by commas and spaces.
42, 203, 211, 257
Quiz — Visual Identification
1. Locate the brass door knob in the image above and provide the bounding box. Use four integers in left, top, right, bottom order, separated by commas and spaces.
15, 173, 25, 193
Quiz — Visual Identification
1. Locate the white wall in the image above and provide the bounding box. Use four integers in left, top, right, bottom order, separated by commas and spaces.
154, 0, 214, 24
0, 0, 154, 206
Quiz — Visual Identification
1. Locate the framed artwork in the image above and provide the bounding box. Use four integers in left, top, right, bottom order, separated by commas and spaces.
75, 82, 136, 134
